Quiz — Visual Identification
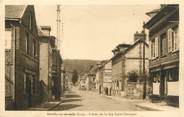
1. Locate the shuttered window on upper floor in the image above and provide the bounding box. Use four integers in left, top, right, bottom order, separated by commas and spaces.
167, 26, 179, 52
160, 33, 168, 56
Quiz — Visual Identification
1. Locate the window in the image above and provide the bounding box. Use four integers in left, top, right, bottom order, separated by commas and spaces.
153, 72, 160, 83
25, 32, 29, 54
160, 33, 168, 56
173, 26, 179, 50
29, 13, 32, 30
151, 40, 155, 58
155, 37, 159, 57
168, 26, 179, 52
23, 73, 27, 94
167, 68, 179, 82
32, 40, 36, 57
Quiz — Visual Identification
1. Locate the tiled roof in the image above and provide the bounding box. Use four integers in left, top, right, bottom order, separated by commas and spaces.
5, 5, 27, 19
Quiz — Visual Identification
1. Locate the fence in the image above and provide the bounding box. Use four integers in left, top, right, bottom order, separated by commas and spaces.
125, 82, 144, 99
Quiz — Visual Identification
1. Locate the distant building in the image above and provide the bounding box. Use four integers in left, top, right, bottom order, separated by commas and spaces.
78, 75, 86, 90
95, 62, 105, 94
5, 5, 40, 109
102, 60, 112, 96
144, 5, 179, 107
111, 31, 149, 98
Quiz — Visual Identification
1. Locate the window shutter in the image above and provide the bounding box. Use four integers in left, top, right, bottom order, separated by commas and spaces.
177, 27, 179, 50
155, 37, 158, 57
149, 41, 152, 59
174, 27, 179, 50
167, 28, 172, 52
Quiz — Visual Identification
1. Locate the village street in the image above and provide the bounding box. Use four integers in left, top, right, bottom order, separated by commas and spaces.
51, 87, 145, 111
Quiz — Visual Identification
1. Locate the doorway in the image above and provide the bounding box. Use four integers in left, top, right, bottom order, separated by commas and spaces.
26, 76, 32, 107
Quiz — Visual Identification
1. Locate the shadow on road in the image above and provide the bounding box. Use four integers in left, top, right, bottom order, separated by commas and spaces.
64, 94, 81, 98
62, 99, 82, 103
53, 104, 82, 110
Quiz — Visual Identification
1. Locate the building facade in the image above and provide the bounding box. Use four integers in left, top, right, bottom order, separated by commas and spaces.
5, 5, 40, 109
111, 32, 149, 97
38, 26, 53, 101
39, 26, 63, 101
95, 62, 105, 94
144, 5, 179, 107
51, 48, 62, 100
102, 60, 112, 96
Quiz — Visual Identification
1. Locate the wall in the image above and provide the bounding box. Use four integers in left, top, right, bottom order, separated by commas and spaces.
5, 6, 40, 109
125, 82, 144, 99
39, 43, 49, 86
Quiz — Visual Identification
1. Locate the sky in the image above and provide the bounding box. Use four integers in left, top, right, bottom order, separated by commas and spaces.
35, 5, 160, 60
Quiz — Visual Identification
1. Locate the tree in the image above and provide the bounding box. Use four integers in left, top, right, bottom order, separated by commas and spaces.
127, 71, 139, 82
72, 70, 78, 85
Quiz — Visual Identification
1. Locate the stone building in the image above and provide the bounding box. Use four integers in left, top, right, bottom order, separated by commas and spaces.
102, 60, 112, 96
111, 31, 149, 98
51, 48, 63, 100
38, 26, 63, 101
38, 26, 53, 101
144, 5, 179, 107
95, 61, 105, 94
5, 5, 40, 109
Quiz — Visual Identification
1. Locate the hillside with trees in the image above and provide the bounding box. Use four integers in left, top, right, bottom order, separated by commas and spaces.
63, 59, 100, 75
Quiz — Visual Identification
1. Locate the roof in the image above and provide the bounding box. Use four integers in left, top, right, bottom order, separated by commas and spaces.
111, 39, 148, 60
146, 9, 160, 17
144, 4, 179, 29
112, 43, 131, 52
5, 5, 27, 19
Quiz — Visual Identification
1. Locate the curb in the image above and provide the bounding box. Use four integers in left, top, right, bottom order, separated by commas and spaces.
135, 104, 161, 111
48, 101, 62, 111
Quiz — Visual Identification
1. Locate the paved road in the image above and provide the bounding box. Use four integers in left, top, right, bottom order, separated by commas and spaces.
52, 87, 145, 111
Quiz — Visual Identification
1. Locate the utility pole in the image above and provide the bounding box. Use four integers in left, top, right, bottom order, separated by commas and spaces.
56, 5, 61, 50
142, 22, 146, 99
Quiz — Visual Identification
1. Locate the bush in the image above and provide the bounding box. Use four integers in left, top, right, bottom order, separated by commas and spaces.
127, 71, 139, 82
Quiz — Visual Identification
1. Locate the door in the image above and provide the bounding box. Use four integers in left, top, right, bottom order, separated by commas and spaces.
160, 70, 167, 99
26, 77, 32, 107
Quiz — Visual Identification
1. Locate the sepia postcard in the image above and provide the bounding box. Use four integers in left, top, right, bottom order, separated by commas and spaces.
0, 0, 184, 117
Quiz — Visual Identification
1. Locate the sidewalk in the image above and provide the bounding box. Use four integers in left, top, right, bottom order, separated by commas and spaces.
27, 101, 62, 111
136, 101, 179, 111
101, 93, 144, 103
101, 94, 179, 111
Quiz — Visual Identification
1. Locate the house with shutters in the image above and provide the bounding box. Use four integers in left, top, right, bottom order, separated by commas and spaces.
144, 4, 179, 107
5, 5, 40, 109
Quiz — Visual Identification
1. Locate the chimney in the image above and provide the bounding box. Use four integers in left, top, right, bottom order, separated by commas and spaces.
40, 26, 51, 36
134, 31, 145, 42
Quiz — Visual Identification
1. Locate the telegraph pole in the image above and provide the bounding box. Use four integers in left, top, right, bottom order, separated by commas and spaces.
56, 5, 61, 50
142, 22, 146, 99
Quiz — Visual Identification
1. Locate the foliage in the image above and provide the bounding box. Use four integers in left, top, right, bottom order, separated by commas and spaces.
64, 59, 99, 74
72, 70, 79, 85
127, 71, 139, 82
